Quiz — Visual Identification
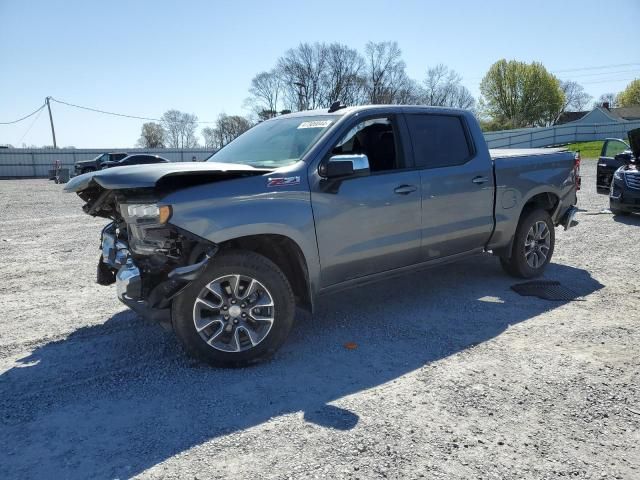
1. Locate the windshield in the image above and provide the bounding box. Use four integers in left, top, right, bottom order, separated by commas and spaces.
207, 115, 338, 168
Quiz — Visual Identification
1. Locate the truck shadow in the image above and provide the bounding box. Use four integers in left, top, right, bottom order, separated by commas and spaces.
612, 213, 640, 225
0, 256, 603, 479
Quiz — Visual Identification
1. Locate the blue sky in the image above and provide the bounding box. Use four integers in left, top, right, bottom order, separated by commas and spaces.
1, 0, 639, 148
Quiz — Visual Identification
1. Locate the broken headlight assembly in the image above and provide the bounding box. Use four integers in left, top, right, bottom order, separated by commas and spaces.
122, 204, 172, 225
120, 203, 176, 255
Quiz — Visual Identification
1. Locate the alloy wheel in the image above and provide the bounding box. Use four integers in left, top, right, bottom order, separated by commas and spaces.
192, 274, 275, 352
524, 221, 551, 269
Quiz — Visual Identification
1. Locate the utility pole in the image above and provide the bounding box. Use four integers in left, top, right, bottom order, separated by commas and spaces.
45, 96, 57, 148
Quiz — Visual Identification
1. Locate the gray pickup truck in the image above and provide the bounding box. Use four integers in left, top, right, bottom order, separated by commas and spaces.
66, 105, 579, 367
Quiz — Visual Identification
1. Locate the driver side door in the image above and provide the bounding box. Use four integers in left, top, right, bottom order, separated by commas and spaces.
310, 115, 422, 288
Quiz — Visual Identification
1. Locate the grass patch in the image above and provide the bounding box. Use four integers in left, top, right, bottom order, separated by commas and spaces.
564, 141, 603, 159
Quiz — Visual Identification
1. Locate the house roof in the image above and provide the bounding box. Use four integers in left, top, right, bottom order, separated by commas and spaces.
556, 111, 588, 125
611, 106, 640, 120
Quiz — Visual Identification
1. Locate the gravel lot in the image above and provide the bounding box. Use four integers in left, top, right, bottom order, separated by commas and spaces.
1, 160, 639, 479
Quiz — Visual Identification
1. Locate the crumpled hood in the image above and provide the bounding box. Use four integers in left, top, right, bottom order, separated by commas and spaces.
64, 161, 272, 193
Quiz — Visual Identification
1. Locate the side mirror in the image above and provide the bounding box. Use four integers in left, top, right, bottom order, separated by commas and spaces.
320, 154, 370, 179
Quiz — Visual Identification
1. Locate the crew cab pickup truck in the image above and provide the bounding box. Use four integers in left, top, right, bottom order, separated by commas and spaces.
65, 105, 579, 367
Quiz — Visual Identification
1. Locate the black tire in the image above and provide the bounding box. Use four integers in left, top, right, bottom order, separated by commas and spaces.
172, 250, 295, 367
609, 206, 629, 216
499, 208, 555, 279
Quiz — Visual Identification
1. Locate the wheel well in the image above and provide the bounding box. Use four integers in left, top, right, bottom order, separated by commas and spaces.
522, 192, 559, 216
218, 234, 312, 312
494, 192, 560, 258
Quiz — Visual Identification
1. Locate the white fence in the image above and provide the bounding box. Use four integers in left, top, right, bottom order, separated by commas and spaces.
1, 120, 639, 177
484, 120, 640, 149
0, 148, 214, 178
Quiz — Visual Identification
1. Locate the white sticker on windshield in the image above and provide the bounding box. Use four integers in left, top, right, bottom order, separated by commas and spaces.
297, 120, 333, 129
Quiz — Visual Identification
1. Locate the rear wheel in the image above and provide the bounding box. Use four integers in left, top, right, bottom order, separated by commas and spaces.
172, 250, 295, 367
500, 208, 555, 278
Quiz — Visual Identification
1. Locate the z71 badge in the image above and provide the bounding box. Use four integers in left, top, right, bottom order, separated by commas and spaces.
267, 176, 301, 187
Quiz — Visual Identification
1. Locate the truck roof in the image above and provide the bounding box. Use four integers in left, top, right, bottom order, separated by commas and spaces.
278, 104, 471, 118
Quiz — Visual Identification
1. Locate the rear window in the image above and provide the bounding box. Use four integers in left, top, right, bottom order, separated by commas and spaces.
406, 114, 472, 169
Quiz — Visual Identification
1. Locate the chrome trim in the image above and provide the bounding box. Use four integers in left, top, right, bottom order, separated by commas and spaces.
116, 260, 142, 300
624, 171, 640, 190
101, 229, 130, 269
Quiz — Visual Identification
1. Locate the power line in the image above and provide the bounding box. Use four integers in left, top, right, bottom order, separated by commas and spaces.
50, 97, 218, 123
581, 76, 639, 85
552, 62, 640, 73
17, 105, 45, 145
51, 97, 163, 122
466, 63, 640, 82
559, 69, 640, 79
0, 103, 46, 125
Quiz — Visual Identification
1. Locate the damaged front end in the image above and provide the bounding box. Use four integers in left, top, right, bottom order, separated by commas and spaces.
65, 161, 273, 326
86, 187, 217, 328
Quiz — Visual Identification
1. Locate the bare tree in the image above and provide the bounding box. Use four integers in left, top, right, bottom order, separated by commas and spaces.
205, 114, 252, 149
278, 43, 329, 110
560, 81, 592, 112
201, 126, 217, 149
247, 70, 282, 119
323, 43, 367, 106
136, 122, 165, 148
421, 64, 475, 109
180, 113, 199, 148
364, 41, 415, 104
595, 92, 618, 108
161, 110, 199, 148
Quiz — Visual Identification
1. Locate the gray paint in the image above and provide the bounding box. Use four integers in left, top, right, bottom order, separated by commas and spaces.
68, 105, 577, 302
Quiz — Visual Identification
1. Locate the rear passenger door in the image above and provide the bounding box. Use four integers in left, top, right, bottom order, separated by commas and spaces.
404, 112, 495, 261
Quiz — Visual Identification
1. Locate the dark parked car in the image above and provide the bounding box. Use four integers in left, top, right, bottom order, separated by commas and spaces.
101, 154, 169, 168
74, 152, 128, 175
597, 138, 631, 192
65, 105, 579, 367
609, 128, 640, 215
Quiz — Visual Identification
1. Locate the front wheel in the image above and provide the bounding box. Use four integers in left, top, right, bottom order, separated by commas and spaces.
500, 208, 555, 278
172, 250, 295, 367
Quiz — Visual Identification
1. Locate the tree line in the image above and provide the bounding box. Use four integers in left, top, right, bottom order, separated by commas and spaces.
137, 41, 640, 148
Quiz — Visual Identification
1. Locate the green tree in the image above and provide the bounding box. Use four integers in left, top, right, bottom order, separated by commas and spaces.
617, 79, 640, 107
479, 59, 564, 128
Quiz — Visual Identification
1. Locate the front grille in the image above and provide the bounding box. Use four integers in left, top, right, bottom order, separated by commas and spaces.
625, 171, 640, 190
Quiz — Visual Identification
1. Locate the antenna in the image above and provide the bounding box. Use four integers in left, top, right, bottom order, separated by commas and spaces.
328, 101, 347, 113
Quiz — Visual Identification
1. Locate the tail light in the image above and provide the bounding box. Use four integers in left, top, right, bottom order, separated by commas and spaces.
574, 151, 581, 191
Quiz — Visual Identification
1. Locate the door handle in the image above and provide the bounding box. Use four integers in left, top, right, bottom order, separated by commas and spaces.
394, 185, 417, 195
472, 176, 489, 185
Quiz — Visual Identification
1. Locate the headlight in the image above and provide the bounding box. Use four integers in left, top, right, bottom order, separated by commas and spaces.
121, 203, 172, 225
613, 169, 624, 181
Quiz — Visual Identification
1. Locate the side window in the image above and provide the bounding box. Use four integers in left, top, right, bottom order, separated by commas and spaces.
332, 117, 400, 172
406, 114, 472, 169
603, 140, 628, 158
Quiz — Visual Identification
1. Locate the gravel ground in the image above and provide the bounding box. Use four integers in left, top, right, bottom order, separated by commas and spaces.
1, 160, 639, 479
